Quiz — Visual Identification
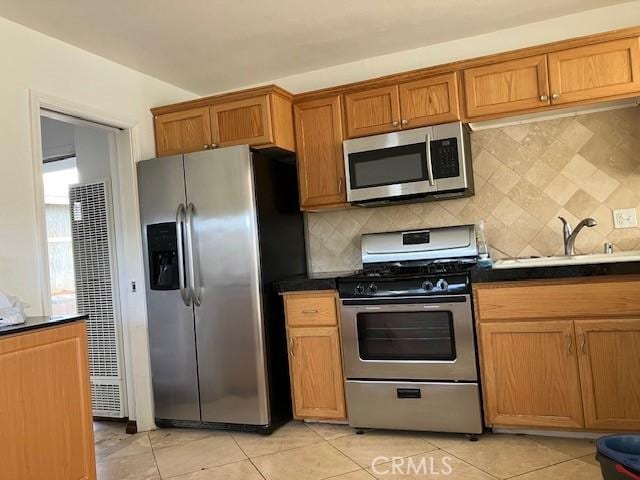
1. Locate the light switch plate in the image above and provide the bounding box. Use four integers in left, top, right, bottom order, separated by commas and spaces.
613, 208, 638, 229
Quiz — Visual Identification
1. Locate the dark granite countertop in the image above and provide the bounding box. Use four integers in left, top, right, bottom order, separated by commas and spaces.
275, 271, 353, 293
0, 314, 88, 337
471, 260, 640, 283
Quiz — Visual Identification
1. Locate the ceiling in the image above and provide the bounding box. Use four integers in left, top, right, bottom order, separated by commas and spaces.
0, 0, 631, 94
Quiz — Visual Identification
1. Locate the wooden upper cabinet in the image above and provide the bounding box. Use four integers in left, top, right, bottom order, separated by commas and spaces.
154, 107, 212, 156
463, 55, 550, 118
344, 85, 401, 138
210, 95, 273, 147
548, 38, 640, 105
294, 96, 347, 209
398, 72, 460, 128
480, 320, 584, 429
287, 326, 346, 420
152, 86, 295, 156
575, 319, 640, 431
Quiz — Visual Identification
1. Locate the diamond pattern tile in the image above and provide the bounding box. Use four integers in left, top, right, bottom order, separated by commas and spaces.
306, 107, 640, 272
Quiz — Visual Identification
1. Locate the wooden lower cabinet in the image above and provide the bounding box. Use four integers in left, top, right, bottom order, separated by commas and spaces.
480, 320, 585, 429
0, 321, 96, 480
283, 291, 347, 420
288, 326, 346, 420
575, 319, 640, 430
475, 277, 640, 432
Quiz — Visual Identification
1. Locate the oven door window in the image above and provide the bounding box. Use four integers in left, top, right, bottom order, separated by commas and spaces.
348, 143, 427, 189
357, 311, 455, 361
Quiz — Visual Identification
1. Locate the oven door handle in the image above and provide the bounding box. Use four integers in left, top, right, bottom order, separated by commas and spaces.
425, 133, 435, 187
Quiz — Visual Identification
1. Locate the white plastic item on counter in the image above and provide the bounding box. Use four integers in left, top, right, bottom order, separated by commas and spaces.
0, 290, 27, 326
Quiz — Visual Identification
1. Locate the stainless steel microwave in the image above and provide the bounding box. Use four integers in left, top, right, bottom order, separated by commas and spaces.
343, 122, 473, 205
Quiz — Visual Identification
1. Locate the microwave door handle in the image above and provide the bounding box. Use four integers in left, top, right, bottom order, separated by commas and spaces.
425, 134, 435, 187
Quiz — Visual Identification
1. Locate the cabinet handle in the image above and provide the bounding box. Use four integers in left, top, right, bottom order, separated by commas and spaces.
338, 178, 343, 194
551, 93, 560, 100
566, 334, 573, 354
392, 121, 399, 127
401, 119, 408, 125
580, 333, 587, 354
289, 337, 295, 357
302, 309, 319, 314
540, 95, 549, 101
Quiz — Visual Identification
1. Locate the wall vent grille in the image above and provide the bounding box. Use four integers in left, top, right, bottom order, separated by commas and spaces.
70, 181, 125, 418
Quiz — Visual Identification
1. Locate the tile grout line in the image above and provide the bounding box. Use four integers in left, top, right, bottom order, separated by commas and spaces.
432, 448, 502, 480
227, 430, 269, 480
318, 441, 366, 479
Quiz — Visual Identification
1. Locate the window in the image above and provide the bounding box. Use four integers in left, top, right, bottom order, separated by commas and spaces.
42, 157, 78, 315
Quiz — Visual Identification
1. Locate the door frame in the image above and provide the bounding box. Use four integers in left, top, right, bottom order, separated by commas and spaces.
29, 90, 156, 431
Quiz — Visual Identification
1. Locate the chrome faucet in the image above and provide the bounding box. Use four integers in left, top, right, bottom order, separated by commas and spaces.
558, 217, 598, 256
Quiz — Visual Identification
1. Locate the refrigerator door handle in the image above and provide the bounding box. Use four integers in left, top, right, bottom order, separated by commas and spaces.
176, 204, 192, 306
186, 203, 201, 306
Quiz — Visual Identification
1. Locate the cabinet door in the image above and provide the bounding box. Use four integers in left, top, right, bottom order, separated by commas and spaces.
398, 72, 460, 128
154, 107, 212, 156
480, 321, 584, 428
344, 85, 401, 138
575, 319, 640, 430
548, 38, 640, 105
0, 323, 96, 480
294, 96, 347, 209
463, 55, 550, 118
210, 95, 273, 147
288, 326, 346, 419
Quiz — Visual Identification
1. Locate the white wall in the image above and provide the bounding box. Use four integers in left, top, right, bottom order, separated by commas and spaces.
221, 1, 640, 94
0, 16, 196, 313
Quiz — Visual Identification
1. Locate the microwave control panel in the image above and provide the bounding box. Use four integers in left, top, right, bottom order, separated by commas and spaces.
430, 137, 460, 179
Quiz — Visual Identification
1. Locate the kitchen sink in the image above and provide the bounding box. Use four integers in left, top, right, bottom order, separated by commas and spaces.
492, 250, 640, 269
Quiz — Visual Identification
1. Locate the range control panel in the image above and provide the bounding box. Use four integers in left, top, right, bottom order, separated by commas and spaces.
338, 274, 470, 298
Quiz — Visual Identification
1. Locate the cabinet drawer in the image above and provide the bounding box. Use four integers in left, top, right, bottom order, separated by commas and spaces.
284, 292, 338, 327
474, 278, 640, 322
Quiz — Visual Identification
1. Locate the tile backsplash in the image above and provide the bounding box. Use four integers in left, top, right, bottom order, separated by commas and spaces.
306, 107, 640, 273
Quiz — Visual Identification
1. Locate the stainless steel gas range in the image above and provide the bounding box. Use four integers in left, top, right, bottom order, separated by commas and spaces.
337, 225, 483, 435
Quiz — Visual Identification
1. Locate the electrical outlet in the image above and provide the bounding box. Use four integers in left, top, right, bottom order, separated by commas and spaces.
613, 208, 638, 229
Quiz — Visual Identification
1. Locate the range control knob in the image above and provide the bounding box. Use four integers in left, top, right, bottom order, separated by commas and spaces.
422, 280, 434, 292
367, 283, 378, 294
436, 279, 449, 292
354, 283, 365, 295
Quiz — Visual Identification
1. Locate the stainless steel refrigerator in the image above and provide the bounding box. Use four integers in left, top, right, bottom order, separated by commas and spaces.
137, 145, 306, 432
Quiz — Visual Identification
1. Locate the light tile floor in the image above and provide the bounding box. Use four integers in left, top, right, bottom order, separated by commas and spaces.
94, 421, 603, 479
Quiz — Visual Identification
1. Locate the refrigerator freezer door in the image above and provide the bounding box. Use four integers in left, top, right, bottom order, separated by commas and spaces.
138, 155, 201, 421
184, 146, 270, 426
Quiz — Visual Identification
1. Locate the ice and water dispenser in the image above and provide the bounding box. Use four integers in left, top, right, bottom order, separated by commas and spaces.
146, 222, 180, 290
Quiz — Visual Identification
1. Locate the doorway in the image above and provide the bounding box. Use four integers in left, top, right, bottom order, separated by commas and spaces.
39, 111, 128, 419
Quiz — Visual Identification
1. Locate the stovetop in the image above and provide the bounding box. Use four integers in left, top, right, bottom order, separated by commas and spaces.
338, 261, 474, 298
339, 225, 478, 299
